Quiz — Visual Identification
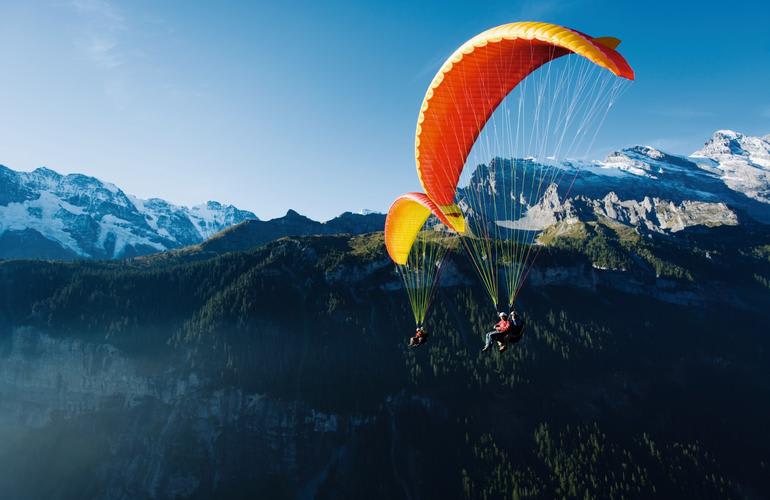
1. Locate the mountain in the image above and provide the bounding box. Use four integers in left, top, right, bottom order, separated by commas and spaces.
0, 165, 259, 259
1, 228, 769, 498
194, 209, 386, 255
503, 185, 738, 234
463, 130, 770, 236
578, 130, 770, 224
0, 165, 387, 260
0, 165, 258, 259
691, 129, 770, 203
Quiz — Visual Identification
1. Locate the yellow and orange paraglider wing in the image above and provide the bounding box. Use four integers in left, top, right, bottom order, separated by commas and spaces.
384, 192, 457, 265
415, 21, 635, 222
385, 192, 459, 326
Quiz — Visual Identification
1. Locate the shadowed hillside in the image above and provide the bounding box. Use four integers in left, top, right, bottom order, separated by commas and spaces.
1, 226, 769, 498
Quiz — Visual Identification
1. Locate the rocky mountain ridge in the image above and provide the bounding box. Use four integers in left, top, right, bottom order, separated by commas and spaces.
470, 130, 770, 236
194, 209, 387, 255
505, 185, 739, 234
0, 165, 258, 259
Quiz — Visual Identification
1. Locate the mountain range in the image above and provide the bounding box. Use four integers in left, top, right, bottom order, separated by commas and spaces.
0, 166, 257, 259
1, 129, 769, 261
0, 166, 384, 260
568, 129, 770, 225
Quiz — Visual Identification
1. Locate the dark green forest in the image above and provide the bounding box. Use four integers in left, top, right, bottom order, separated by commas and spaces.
1, 222, 770, 499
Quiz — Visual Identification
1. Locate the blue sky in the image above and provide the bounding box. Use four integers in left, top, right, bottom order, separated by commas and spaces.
1, 0, 768, 220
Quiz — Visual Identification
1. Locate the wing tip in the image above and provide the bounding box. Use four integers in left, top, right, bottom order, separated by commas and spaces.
593, 36, 622, 49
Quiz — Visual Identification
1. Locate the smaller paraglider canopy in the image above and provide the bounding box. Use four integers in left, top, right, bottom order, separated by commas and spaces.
385, 192, 459, 265
385, 192, 459, 328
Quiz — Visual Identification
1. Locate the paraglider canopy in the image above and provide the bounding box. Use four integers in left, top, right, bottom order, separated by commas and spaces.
385, 192, 457, 265
415, 21, 635, 231
384, 192, 458, 327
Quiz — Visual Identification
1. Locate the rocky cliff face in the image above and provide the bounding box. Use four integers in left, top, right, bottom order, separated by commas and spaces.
504, 186, 738, 234
0, 328, 377, 499
593, 195, 737, 232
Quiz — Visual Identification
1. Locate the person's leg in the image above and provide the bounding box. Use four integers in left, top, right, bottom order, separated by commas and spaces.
484, 331, 504, 350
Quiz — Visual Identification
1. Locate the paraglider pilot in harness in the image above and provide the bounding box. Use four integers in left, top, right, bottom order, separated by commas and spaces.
409, 326, 430, 348
482, 310, 525, 353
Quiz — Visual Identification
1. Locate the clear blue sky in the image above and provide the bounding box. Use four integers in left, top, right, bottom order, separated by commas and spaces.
1, 0, 768, 220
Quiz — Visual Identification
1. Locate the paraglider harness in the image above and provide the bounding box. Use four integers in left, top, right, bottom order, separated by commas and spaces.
503, 311, 525, 345
409, 326, 430, 348
505, 322, 525, 344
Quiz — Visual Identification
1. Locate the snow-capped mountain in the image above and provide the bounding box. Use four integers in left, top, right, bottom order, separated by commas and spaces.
2, 130, 768, 260
463, 130, 770, 234
0, 166, 257, 259
690, 129, 770, 205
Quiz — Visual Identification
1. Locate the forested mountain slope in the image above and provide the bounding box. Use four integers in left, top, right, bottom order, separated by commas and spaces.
1, 225, 769, 498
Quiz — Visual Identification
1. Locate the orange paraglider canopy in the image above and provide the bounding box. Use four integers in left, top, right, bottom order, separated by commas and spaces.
415, 22, 635, 229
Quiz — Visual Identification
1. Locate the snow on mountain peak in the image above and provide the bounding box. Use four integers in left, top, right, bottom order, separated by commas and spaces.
598, 147, 669, 178
0, 165, 258, 258
630, 145, 666, 160
31, 166, 61, 177
188, 201, 258, 240
715, 129, 740, 139
586, 132, 770, 211
692, 130, 770, 165
689, 130, 770, 205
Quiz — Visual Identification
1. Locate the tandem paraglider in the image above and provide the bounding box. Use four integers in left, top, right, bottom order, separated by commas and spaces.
385, 21, 635, 349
